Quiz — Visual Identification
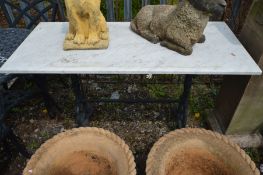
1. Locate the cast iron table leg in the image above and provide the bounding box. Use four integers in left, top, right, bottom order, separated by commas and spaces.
71, 75, 93, 126
34, 75, 60, 118
176, 75, 193, 128
0, 89, 5, 124
0, 90, 31, 159
1, 123, 31, 158
229, 0, 241, 30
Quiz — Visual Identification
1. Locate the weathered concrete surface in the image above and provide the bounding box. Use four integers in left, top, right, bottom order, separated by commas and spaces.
227, 133, 263, 148
226, 55, 263, 134
213, 0, 263, 135
213, 75, 250, 132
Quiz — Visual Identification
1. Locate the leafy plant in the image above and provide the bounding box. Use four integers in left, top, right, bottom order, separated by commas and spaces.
148, 84, 167, 98
28, 140, 40, 150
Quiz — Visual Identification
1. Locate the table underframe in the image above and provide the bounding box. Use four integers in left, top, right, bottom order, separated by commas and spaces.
1, 73, 193, 160
71, 74, 193, 129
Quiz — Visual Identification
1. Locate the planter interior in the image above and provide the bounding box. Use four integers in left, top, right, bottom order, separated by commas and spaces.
23, 128, 136, 175
147, 128, 259, 175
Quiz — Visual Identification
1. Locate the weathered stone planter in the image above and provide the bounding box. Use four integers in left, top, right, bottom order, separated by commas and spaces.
23, 127, 136, 175
146, 128, 260, 175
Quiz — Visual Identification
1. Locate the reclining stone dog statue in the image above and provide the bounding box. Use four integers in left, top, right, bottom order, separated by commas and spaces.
130, 0, 226, 55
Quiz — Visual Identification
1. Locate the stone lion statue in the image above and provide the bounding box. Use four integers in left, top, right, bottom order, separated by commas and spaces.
131, 0, 226, 55
64, 0, 109, 50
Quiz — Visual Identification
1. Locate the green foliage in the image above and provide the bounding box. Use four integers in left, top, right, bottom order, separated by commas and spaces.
148, 84, 167, 98
63, 0, 181, 21
24, 81, 34, 89
168, 0, 179, 4
189, 84, 219, 114
189, 82, 220, 126
10, 107, 22, 113
27, 140, 40, 150
63, 115, 74, 127
147, 83, 182, 98
40, 131, 50, 140
100, 0, 179, 21
244, 148, 261, 164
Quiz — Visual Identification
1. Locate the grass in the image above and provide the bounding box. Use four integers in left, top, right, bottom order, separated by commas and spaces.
27, 140, 40, 151
148, 84, 168, 98
39, 131, 50, 140
244, 148, 261, 165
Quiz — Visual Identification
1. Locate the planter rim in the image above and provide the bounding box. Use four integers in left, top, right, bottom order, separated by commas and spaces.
146, 128, 260, 175
23, 127, 136, 175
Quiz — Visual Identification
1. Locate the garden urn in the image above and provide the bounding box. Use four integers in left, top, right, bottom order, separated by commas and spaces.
146, 128, 260, 175
23, 127, 136, 175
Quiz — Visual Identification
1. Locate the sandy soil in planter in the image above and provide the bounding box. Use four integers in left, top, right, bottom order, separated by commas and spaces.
146, 128, 260, 175
50, 151, 117, 175
165, 147, 232, 175
23, 127, 136, 175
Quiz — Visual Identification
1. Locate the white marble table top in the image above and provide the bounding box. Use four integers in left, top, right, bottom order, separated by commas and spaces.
0, 22, 261, 75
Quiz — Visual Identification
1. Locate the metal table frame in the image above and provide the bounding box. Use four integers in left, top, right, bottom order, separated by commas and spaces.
71, 74, 193, 128
0, 29, 61, 160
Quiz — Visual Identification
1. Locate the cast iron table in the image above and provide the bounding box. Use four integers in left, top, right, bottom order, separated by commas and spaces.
0, 28, 60, 159
0, 22, 262, 129
0, 28, 32, 159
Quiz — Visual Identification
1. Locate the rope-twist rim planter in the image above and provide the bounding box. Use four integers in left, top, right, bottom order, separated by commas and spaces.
23, 127, 136, 175
146, 128, 260, 175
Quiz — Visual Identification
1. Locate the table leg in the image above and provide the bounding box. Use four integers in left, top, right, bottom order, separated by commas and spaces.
229, 0, 241, 30
34, 75, 60, 118
5, 125, 31, 158
0, 88, 5, 120
2, 139, 12, 165
1, 124, 31, 159
176, 75, 193, 128
3, 82, 8, 90
0, 91, 31, 159
71, 75, 93, 126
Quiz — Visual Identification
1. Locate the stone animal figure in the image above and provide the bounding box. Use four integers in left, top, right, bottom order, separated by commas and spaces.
64, 0, 109, 50
130, 0, 227, 55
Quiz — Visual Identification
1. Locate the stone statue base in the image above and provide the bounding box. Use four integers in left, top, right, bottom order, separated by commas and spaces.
64, 0, 109, 51
63, 39, 109, 50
